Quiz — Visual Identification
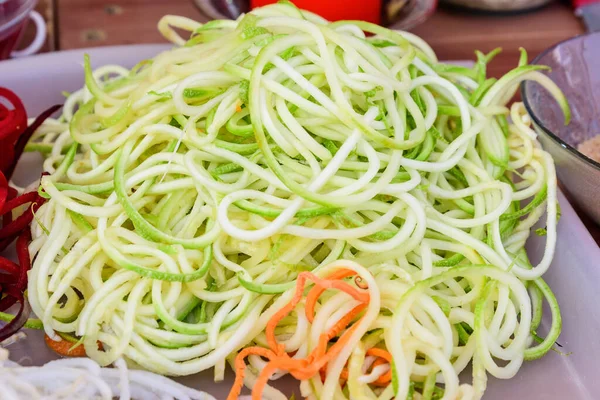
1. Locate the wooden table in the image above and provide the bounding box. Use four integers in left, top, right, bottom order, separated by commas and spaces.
412, 2, 584, 77
51, 1, 585, 77
37, 0, 600, 243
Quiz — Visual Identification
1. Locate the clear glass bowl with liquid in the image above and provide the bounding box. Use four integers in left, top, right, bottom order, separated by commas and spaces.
0, 0, 37, 60
522, 32, 600, 224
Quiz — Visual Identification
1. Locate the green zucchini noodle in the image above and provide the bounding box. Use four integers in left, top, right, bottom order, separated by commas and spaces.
26, 3, 568, 399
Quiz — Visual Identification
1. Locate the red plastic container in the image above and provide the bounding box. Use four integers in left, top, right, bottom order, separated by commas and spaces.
251, 0, 382, 24
194, 0, 437, 30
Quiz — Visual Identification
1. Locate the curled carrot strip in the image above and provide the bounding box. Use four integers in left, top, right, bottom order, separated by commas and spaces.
265, 272, 313, 354
366, 347, 392, 360
305, 269, 368, 323
365, 348, 393, 386
44, 334, 87, 357
228, 268, 371, 400
228, 346, 276, 400
325, 347, 394, 387
252, 360, 283, 399
289, 322, 362, 380
325, 303, 366, 341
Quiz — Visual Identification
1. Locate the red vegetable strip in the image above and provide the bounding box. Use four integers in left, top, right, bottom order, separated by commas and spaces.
0, 100, 25, 141
0, 88, 61, 340
0, 88, 27, 173
0, 287, 30, 342
16, 230, 31, 290
4, 103, 62, 180
6, 186, 17, 200
1, 191, 38, 214
0, 193, 44, 244
0, 292, 17, 312
0, 89, 26, 141
0, 172, 7, 213
0, 274, 19, 284
0, 187, 17, 250
0, 208, 35, 240
0, 259, 19, 275
3, 187, 17, 226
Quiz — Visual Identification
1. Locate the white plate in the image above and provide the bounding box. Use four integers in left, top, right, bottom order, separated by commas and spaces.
1, 45, 600, 399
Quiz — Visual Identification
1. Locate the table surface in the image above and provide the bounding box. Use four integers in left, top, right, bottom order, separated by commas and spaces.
52, 1, 585, 78
28, 0, 600, 244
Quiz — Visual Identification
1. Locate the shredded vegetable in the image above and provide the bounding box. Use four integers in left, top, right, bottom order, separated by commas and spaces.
0, 348, 215, 400
0, 87, 59, 342
229, 263, 371, 400
26, 3, 567, 399
44, 332, 88, 357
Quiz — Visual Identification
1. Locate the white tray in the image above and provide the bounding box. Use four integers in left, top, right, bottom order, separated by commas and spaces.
1, 45, 600, 399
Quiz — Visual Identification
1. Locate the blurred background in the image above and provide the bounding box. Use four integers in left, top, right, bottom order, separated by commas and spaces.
2, 0, 586, 77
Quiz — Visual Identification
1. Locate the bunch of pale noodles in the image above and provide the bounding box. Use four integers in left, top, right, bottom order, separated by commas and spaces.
24, 3, 566, 399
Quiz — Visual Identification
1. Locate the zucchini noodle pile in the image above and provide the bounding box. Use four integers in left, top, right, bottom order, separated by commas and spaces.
26, 2, 569, 399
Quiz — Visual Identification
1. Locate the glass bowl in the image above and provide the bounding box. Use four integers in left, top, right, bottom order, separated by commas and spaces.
441, 0, 552, 12
522, 32, 600, 225
0, 0, 37, 59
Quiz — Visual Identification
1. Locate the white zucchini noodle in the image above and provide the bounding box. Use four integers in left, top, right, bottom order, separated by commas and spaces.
0, 348, 215, 400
